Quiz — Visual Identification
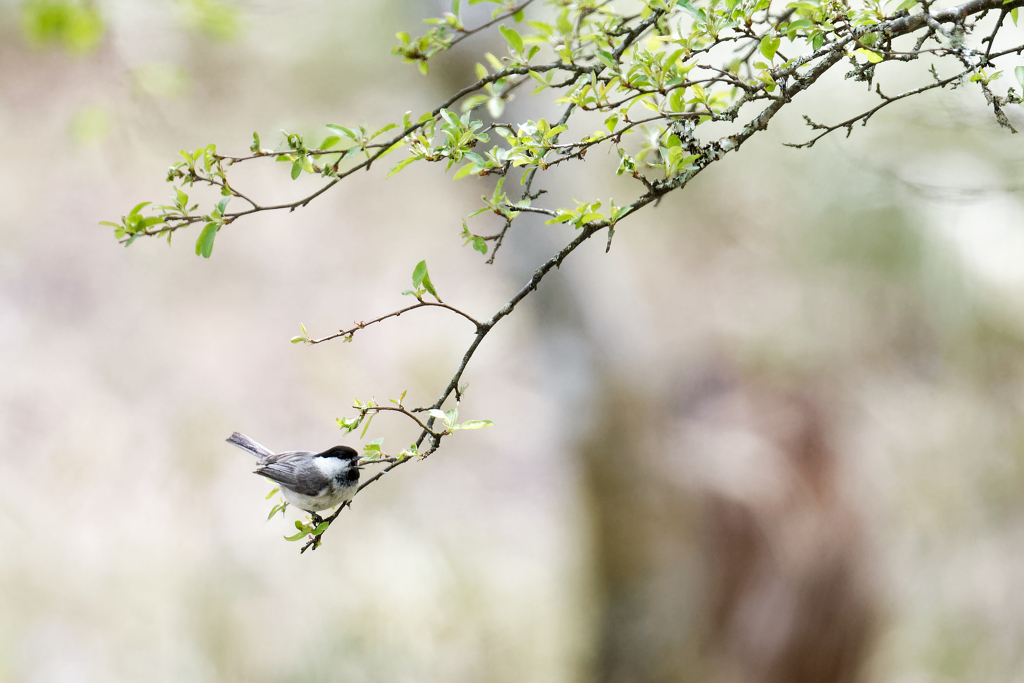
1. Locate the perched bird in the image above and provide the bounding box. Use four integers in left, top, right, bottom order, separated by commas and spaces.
227, 432, 361, 522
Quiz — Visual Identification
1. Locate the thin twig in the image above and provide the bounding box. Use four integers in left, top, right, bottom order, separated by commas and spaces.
308, 299, 483, 344
785, 70, 968, 148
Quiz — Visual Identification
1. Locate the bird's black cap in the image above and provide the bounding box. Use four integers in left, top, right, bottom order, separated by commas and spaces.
316, 445, 359, 459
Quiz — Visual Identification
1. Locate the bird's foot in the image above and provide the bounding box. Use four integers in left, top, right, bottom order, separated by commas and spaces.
310, 512, 323, 527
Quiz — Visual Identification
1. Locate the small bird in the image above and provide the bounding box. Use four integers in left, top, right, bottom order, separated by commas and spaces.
227, 432, 361, 522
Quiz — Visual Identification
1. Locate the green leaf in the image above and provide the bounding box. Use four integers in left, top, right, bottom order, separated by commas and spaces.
484, 52, 503, 71
499, 25, 524, 54
291, 159, 302, 179
326, 124, 357, 139
596, 50, 618, 71
370, 123, 398, 139
545, 213, 573, 225
438, 109, 457, 127
128, 201, 151, 218
528, 70, 549, 86
472, 237, 487, 254
195, 223, 217, 258
855, 48, 883, 63
312, 522, 330, 535
266, 487, 280, 499
412, 260, 429, 289
453, 162, 475, 180
676, 0, 702, 19
759, 35, 779, 61
135, 216, 165, 230
486, 97, 504, 118
284, 530, 308, 541
1016, 66, 1024, 88
320, 135, 341, 149
290, 336, 307, 344
337, 415, 362, 432
411, 261, 440, 300
458, 420, 494, 429
387, 156, 418, 178
427, 408, 449, 424
377, 141, 403, 161
421, 271, 438, 299
359, 411, 375, 439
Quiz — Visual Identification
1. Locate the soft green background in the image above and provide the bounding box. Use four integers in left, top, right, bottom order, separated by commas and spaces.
1, 1, 1023, 681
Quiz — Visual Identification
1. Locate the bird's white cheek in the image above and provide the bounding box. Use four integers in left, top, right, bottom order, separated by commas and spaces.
314, 457, 346, 479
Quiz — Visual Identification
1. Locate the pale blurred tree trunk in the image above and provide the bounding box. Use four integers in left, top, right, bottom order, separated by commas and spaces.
580, 371, 876, 683
580, 378, 704, 683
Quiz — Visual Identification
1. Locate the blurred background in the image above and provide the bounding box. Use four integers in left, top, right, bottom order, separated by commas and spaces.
1, 1, 1023, 681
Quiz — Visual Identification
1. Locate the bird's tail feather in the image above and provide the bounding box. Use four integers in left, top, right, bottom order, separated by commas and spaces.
226, 432, 274, 457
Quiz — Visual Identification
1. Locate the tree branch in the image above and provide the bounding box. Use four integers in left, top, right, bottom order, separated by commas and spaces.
108, 0, 1024, 553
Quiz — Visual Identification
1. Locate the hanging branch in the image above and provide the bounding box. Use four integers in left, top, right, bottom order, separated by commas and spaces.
106, 0, 1024, 551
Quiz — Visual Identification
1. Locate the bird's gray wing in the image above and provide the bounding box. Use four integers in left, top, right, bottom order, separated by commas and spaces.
227, 432, 274, 458
254, 451, 324, 496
